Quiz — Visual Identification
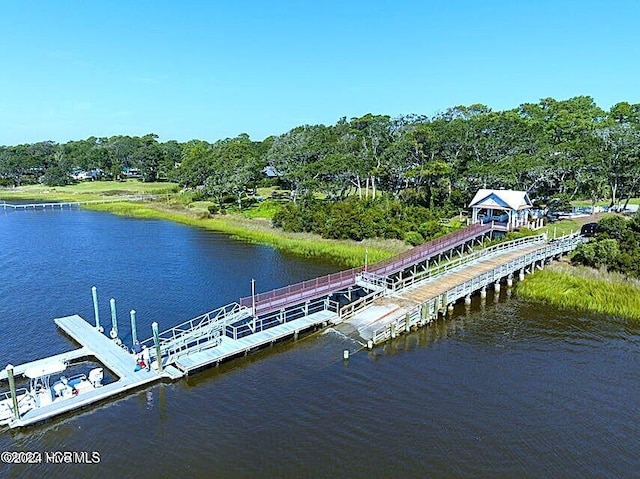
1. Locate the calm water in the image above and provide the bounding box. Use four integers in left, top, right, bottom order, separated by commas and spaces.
0, 208, 639, 478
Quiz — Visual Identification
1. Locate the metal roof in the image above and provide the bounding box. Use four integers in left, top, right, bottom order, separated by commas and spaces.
469, 189, 532, 211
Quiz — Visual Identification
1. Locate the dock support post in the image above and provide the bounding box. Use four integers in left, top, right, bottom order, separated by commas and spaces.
420, 304, 427, 326
390, 322, 396, 339
152, 322, 163, 373
464, 295, 471, 305
519, 269, 525, 281
109, 298, 118, 339
91, 286, 102, 331
251, 278, 256, 317
6, 365, 19, 421
405, 313, 411, 333
494, 281, 501, 293
480, 287, 487, 299
130, 310, 138, 345
507, 275, 513, 288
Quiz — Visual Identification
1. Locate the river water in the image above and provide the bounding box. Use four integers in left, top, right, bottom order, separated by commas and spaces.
0, 208, 638, 478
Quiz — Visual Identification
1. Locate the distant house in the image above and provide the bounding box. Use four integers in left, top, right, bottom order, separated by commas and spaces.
122, 167, 142, 178
262, 165, 281, 178
469, 189, 535, 229
71, 169, 100, 181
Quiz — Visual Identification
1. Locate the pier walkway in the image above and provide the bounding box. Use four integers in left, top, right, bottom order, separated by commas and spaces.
239, 223, 493, 315
339, 233, 582, 344
1, 194, 165, 211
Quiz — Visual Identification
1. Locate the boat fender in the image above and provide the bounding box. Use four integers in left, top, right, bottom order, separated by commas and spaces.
110, 329, 118, 339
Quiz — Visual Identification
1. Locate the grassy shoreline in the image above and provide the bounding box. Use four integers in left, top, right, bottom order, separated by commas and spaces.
0, 182, 404, 267
86, 201, 403, 266
516, 262, 640, 321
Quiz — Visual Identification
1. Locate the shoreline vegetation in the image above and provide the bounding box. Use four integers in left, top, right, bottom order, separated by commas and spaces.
516, 261, 640, 321
4, 181, 640, 321
0, 182, 406, 267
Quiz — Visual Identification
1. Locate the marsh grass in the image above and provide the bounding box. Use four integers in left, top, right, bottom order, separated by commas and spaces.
516, 262, 640, 320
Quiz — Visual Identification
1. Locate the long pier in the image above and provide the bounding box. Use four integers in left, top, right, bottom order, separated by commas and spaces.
1, 224, 582, 428
1, 194, 165, 211
339, 233, 582, 344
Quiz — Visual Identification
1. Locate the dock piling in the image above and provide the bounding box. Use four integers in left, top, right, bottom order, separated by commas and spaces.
130, 310, 138, 345
91, 286, 102, 331
6, 365, 19, 420
109, 298, 118, 339
152, 322, 163, 372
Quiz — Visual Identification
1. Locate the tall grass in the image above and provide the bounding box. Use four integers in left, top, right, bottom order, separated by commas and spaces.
516, 263, 640, 321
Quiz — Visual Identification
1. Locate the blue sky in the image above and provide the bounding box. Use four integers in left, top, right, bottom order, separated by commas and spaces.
1, 0, 638, 145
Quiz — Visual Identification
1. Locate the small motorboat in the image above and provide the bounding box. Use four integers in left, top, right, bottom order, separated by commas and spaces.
0, 361, 104, 426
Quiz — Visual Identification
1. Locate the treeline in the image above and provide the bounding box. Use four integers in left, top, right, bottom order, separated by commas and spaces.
0, 134, 181, 185
273, 197, 456, 244
573, 213, 640, 278
2, 96, 640, 235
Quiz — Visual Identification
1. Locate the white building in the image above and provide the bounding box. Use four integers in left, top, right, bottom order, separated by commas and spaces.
469, 189, 535, 229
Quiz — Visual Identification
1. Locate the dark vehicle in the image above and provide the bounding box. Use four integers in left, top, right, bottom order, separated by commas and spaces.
580, 222, 597, 237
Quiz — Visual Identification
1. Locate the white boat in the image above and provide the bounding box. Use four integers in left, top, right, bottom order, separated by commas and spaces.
0, 361, 104, 426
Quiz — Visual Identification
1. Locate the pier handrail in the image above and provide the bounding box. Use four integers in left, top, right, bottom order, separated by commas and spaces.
369, 232, 582, 343
344, 233, 546, 321
239, 223, 492, 315
227, 297, 339, 339
239, 268, 362, 314
381, 233, 547, 292
141, 302, 250, 363
367, 223, 492, 277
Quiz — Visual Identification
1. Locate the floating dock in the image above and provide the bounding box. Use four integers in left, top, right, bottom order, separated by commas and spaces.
2, 315, 182, 428
1, 305, 338, 427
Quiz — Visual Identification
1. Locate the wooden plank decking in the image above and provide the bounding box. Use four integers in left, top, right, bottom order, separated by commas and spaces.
399, 243, 544, 304
346, 243, 547, 341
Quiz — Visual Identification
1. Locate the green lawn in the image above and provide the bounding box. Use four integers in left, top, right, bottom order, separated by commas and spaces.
540, 219, 581, 238
0, 180, 179, 202
571, 198, 640, 207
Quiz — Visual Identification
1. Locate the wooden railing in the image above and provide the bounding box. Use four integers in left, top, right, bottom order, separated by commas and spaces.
239, 223, 492, 315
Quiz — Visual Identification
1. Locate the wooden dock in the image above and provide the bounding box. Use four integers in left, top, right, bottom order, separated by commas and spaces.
343, 234, 582, 344
1, 194, 165, 211
174, 309, 336, 373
